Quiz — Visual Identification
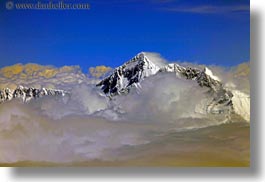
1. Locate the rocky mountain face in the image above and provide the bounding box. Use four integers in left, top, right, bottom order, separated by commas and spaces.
96, 53, 160, 96
0, 85, 68, 103
96, 52, 234, 116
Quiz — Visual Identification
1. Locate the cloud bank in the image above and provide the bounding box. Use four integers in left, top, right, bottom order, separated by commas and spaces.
0, 53, 250, 163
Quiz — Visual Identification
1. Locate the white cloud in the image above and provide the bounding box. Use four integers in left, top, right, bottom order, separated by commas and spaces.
162, 5, 249, 14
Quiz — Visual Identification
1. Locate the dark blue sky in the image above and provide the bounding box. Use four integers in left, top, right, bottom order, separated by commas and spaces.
0, 0, 250, 72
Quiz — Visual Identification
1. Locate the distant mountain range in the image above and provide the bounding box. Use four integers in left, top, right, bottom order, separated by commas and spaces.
0, 52, 250, 122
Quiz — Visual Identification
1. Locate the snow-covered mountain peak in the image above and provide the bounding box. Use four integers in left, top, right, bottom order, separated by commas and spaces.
118, 52, 160, 75
96, 52, 161, 96
96, 53, 227, 98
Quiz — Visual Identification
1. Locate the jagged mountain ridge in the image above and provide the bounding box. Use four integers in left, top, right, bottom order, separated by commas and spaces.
0, 85, 68, 103
96, 52, 234, 116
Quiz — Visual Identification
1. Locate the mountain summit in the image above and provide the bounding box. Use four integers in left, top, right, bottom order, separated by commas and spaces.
96, 52, 160, 96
